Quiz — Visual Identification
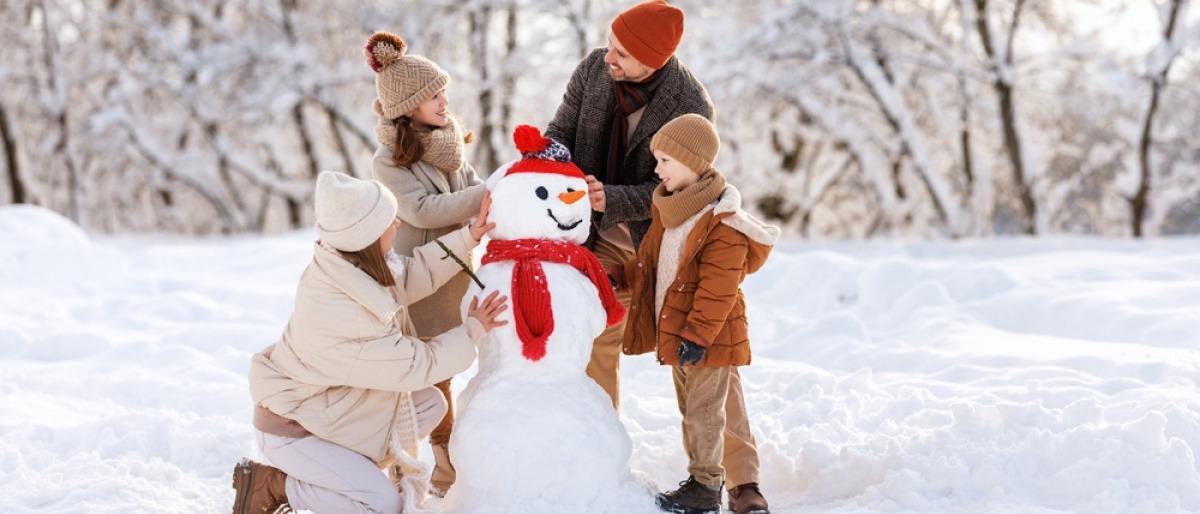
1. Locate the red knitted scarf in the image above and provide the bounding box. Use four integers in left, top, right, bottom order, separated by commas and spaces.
482, 238, 626, 361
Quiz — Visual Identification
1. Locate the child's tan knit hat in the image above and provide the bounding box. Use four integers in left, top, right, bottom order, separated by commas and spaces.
650, 113, 719, 174
364, 32, 449, 120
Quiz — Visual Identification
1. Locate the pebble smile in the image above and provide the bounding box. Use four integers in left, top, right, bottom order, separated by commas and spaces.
546, 209, 583, 231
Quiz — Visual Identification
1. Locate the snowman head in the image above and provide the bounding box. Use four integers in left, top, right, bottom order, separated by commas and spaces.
486, 126, 591, 244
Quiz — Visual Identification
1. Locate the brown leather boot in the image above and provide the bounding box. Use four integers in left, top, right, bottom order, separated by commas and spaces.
727, 482, 769, 514
231, 458, 291, 513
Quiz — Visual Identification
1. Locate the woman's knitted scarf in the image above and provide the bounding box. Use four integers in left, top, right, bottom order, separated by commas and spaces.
388, 391, 433, 514
482, 239, 626, 361
373, 99, 466, 174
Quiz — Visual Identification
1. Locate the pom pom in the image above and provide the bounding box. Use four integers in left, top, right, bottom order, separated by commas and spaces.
364, 32, 406, 73
513, 125, 550, 155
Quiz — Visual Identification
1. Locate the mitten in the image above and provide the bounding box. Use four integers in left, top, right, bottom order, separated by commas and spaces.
677, 339, 706, 366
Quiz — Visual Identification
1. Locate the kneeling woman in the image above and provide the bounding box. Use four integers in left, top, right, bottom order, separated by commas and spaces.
232, 171, 506, 514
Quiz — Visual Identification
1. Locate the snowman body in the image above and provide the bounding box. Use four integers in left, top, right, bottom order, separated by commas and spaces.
444, 128, 636, 513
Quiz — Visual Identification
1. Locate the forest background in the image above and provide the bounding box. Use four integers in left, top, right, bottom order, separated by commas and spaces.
4, 0, 1200, 240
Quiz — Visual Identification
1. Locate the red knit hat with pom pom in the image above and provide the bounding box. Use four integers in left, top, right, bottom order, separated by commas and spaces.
507, 125, 584, 179
364, 32, 449, 120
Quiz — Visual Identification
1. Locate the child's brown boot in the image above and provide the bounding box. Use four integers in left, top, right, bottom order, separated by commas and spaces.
727, 482, 769, 514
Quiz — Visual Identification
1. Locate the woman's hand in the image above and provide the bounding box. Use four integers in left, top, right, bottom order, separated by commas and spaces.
467, 290, 509, 331
469, 191, 496, 241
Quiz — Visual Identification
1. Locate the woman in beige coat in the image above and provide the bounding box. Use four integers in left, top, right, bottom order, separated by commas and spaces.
230, 171, 506, 514
365, 31, 487, 495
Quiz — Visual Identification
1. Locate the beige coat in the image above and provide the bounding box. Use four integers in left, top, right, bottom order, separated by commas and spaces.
249, 227, 482, 464
372, 146, 486, 336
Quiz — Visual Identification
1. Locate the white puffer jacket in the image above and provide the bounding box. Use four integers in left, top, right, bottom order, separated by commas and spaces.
249, 226, 482, 464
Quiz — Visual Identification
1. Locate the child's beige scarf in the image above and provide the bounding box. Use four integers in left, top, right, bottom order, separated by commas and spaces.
652, 169, 727, 228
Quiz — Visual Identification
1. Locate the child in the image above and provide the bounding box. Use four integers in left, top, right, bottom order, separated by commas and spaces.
231, 171, 507, 514
610, 114, 779, 514
364, 31, 488, 496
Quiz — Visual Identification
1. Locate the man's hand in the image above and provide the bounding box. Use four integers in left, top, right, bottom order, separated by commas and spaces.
677, 339, 706, 366
585, 175, 606, 212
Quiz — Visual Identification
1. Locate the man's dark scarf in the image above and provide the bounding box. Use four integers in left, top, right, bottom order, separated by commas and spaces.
605, 68, 667, 185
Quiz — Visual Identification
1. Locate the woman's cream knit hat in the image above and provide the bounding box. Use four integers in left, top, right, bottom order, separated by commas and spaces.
314, 171, 397, 252
365, 32, 449, 120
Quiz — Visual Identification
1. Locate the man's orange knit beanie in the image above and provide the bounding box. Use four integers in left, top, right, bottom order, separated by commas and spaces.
611, 0, 684, 69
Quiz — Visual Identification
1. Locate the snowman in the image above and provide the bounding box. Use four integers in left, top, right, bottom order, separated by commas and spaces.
443, 126, 643, 513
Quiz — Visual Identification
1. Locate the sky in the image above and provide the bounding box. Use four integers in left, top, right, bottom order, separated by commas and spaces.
1, 204, 1198, 513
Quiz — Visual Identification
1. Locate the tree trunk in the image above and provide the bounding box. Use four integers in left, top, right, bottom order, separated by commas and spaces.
471, 7, 500, 174
280, 0, 314, 228
324, 103, 358, 177
286, 103, 314, 228
845, 49, 940, 220
972, 0, 1035, 234
122, 121, 236, 233
206, 121, 246, 214
958, 77, 974, 191
38, 1, 82, 223
0, 102, 25, 204
957, 75, 990, 237
1131, 0, 1184, 237
495, 3, 518, 172
838, 27, 952, 229
563, 0, 592, 58
323, 101, 375, 150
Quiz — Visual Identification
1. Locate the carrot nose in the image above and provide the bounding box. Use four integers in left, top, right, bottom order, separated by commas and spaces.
559, 190, 587, 205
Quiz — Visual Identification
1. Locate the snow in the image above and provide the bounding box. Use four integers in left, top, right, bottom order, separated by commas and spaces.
1, 204, 1198, 513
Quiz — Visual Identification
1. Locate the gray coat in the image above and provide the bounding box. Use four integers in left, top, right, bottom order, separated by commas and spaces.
371, 146, 486, 336
546, 48, 715, 250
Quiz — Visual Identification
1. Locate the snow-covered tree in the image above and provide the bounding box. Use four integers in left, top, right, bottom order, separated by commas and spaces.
3, 0, 1200, 239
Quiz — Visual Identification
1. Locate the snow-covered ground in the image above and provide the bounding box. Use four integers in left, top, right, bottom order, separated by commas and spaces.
1, 204, 1198, 513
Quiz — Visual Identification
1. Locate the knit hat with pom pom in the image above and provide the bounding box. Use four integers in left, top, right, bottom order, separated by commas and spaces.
364, 32, 449, 120
314, 171, 398, 252
506, 125, 585, 179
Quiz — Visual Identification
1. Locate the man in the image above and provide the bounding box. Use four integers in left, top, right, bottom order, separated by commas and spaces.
544, 2, 770, 513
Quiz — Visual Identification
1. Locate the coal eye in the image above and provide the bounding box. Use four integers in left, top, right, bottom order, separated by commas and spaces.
566, 188, 576, 193
536, 186, 549, 200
